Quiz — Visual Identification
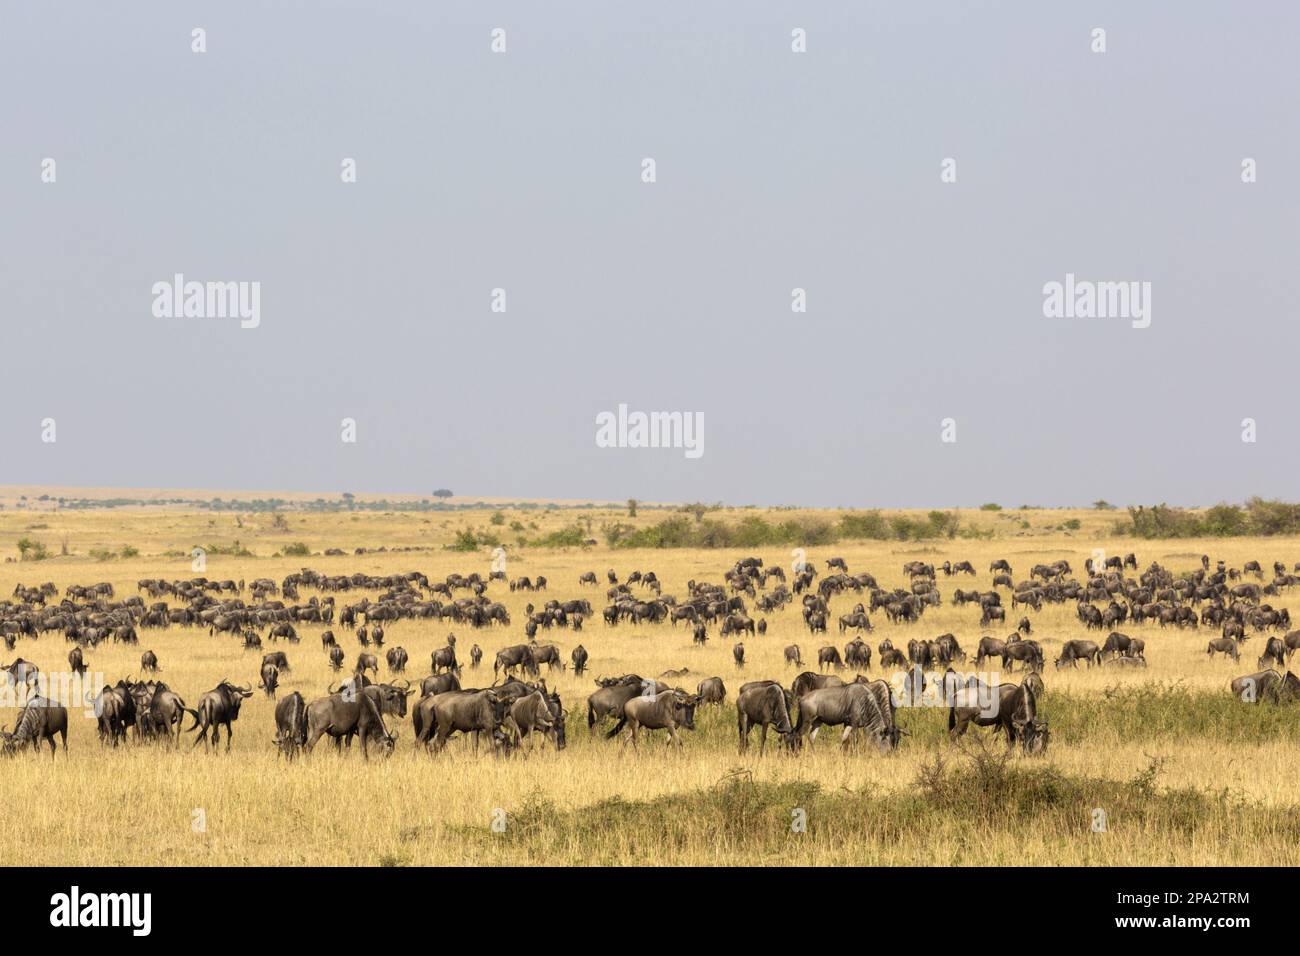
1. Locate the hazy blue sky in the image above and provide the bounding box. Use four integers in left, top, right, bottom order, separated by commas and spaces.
3, 2, 1297, 507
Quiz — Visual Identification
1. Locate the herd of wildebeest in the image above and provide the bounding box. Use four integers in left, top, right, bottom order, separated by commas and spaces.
1, 549, 1299, 760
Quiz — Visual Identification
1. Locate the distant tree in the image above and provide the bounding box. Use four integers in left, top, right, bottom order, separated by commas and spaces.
433, 489, 454, 499
627, 498, 638, 518
1092, 499, 1115, 510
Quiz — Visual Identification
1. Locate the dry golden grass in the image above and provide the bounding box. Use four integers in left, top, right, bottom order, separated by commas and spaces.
1, 501, 1298, 865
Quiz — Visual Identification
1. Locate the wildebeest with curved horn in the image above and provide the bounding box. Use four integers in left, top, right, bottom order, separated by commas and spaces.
186, 680, 254, 753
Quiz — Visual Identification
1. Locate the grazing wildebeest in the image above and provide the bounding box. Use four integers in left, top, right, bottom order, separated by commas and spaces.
1259, 637, 1288, 669
494, 644, 536, 678
1017, 617, 1032, 636
571, 644, 588, 675
386, 646, 409, 673
503, 690, 559, 752
794, 680, 901, 753
948, 681, 1047, 754
1102, 632, 1136, 659
470, 644, 483, 668
356, 653, 379, 676
1056, 639, 1102, 669
693, 622, 707, 645
587, 676, 666, 736
305, 682, 408, 759
818, 646, 844, 672
140, 650, 159, 673
186, 681, 254, 752
1206, 637, 1241, 662
531, 644, 565, 673
736, 681, 797, 755
328, 645, 345, 670
0, 696, 68, 758
273, 691, 307, 760
1003, 639, 1043, 672
620, 690, 699, 751
733, 642, 745, 669
262, 651, 289, 672
697, 676, 726, 705
258, 663, 279, 697
321, 630, 337, 649
1230, 669, 1285, 703
981, 605, 1006, 627
784, 644, 803, 667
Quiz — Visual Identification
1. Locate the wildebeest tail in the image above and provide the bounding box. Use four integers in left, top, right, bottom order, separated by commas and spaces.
183, 707, 202, 731
604, 716, 627, 739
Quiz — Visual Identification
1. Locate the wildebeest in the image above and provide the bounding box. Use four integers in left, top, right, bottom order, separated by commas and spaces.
305, 681, 409, 759
1056, 639, 1102, 669
67, 646, 87, 676
425, 689, 506, 755
794, 680, 901, 753
356, 653, 378, 676
571, 644, 588, 675
140, 650, 159, 673
587, 675, 666, 736
262, 651, 289, 672
0, 695, 68, 758
258, 663, 279, 697
503, 689, 560, 752
1206, 637, 1241, 662
494, 644, 536, 678
697, 676, 726, 705
419, 671, 461, 697
386, 646, 409, 672
784, 644, 803, 667
2, 659, 40, 703
733, 642, 745, 669
186, 680, 254, 752
328, 645, 345, 670
620, 690, 698, 750
1003, 639, 1044, 672
1259, 637, 1288, 669
273, 691, 307, 760
948, 680, 1047, 754
844, 638, 871, 670
1229, 669, 1291, 703
736, 681, 797, 755
818, 646, 844, 672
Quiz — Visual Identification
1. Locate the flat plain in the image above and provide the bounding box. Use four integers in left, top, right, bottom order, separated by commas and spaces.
1, 500, 1297, 865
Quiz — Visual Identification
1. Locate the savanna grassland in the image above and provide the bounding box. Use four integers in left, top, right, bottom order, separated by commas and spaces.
2, 495, 1298, 866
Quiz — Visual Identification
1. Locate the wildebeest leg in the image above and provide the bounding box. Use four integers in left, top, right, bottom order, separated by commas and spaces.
225, 720, 234, 752
839, 725, 854, 749
45, 734, 55, 758
758, 724, 769, 756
